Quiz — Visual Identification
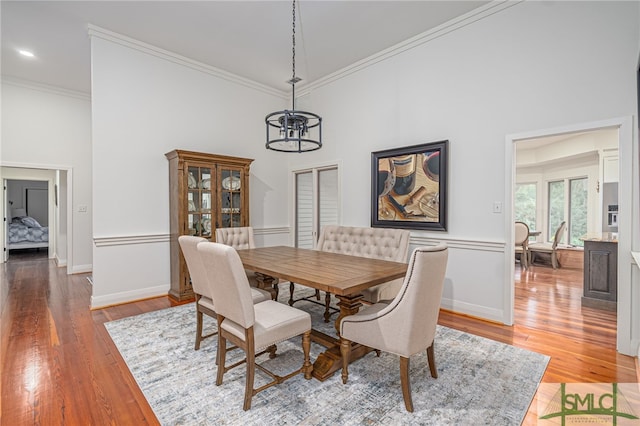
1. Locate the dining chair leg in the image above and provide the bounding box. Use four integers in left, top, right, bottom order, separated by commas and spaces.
216, 331, 227, 386
340, 338, 351, 384
426, 342, 438, 378
289, 282, 295, 306
267, 344, 277, 359
400, 356, 414, 412
243, 328, 256, 411
302, 330, 313, 379
195, 307, 203, 350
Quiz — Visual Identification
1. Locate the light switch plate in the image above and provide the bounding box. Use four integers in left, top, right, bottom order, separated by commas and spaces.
493, 202, 503, 214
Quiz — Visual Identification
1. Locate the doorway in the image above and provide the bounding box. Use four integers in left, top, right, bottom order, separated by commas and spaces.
5, 179, 50, 261
1, 166, 72, 274
505, 116, 634, 355
293, 164, 340, 248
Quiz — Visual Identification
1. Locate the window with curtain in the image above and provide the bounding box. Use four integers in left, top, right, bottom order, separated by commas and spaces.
294, 166, 339, 249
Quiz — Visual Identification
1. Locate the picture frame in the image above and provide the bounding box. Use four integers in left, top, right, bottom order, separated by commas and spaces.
371, 140, 448, 231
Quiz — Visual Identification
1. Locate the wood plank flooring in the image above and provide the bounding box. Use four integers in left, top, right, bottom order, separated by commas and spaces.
1, 258, 636, 425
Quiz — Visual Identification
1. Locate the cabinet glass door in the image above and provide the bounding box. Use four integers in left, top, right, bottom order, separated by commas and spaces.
187, 165, 213, 237
219, 167, 242, 228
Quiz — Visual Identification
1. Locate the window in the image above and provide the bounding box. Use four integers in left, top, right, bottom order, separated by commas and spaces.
515, 183, 537, 235
547, 180, 565, 241
294, 166, 339, 248
569, 177, 588, 246
546, 177, 588, 247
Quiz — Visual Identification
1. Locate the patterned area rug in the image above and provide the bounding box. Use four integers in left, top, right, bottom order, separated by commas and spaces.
105, 287, 549, 425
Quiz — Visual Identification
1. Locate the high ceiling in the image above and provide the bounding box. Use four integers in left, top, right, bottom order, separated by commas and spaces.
1, 1, 489, 94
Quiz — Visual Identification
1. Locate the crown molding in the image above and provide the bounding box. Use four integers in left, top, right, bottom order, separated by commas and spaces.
87, 24, 288, 100
1, 76, 91, 101
297, 0, 520, 97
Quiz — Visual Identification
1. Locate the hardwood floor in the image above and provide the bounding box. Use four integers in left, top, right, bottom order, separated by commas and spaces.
1, 258, 636, 425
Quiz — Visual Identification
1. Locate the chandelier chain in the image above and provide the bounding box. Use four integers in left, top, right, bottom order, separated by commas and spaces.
291, 0, 296, 80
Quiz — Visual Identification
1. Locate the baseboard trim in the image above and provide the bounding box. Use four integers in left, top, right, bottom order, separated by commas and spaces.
90, 285, 169, 310
440, 297, 506, 324
55, 255, 67, 267
71, 264, 92, 274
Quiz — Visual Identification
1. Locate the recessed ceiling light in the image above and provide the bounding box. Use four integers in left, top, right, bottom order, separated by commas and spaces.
18, 49, 35, 58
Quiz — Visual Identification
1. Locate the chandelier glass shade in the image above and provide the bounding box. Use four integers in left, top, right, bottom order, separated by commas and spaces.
265, 1, 322, 153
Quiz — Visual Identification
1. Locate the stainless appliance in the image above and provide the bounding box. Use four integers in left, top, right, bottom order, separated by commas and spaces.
602, 182, 619, 232
608, 204, 618, 227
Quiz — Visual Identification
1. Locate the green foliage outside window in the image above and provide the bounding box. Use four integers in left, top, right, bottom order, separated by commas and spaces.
569, 178, 588, 247
548, 181, 565, 242
515, 183, 536, 234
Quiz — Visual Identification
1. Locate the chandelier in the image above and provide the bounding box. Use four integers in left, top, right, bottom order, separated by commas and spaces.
265, 0, 322, 153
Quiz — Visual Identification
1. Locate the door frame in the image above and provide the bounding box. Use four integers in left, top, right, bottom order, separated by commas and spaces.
290, 161, 342, 248
1, 163, 74, 275
505, 116, 635, 355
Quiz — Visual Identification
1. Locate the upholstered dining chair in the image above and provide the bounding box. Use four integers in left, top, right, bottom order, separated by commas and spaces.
514, 221, 530, 269
313, 225, 410, 308
197, 242, 313, 411
339, 244, 448, 412
178, 235, 271, 350
528, 221, 566, 269
215, 227, 280, 298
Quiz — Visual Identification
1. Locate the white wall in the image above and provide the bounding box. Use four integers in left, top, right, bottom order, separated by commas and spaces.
90, 34, 289, 307
281, 2, 640, 326
0, 81, 92, 273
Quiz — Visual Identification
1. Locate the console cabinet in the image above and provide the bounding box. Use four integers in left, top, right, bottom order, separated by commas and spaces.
582, 239, 617, 311
166, 150, 253, 301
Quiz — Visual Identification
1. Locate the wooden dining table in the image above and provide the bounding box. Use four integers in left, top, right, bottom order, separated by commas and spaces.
236, 245, 408, 381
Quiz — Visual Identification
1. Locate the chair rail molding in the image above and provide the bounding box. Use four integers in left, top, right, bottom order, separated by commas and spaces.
94, 233, 170, 247
410, 235, 505, 253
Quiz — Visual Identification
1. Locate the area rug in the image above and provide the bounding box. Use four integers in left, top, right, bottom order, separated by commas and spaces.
105, 287, 549, 425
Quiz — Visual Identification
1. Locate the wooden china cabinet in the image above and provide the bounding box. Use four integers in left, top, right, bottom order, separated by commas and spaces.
165, 149, 253, 302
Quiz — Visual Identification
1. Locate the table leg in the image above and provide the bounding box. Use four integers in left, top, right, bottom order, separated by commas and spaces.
254, 272, 278, 300
312, 293, 372, 381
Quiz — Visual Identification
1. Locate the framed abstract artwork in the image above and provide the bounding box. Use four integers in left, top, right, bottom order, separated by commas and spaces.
371, 140, 448, 231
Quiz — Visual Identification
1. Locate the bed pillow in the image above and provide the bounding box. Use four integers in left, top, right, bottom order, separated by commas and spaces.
21, 216, 42, 228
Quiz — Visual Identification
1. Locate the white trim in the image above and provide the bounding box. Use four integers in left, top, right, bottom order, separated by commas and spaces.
87, 24, 287, 100
1, 161, 74, 172
55, 254, 67, 267
72, 264, 92, 274
2, 76, 91, 100
410, 235, 505, 253
440, 297, 504, 324
90, 284, 168, 309
253, 226, 290, 236
506, 116, 635, 355
94, 233, 170, 247
297, 1, 520, 96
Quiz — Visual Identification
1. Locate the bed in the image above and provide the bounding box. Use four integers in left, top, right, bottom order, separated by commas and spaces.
8, 215, 49, 250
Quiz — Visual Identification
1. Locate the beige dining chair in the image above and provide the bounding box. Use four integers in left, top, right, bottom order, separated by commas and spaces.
514, 221, 530, 269
178, 235, 271, 350
294, 225, 410, 323
215, 227, 279, 298
528, 221, 566, 269
197, 241, 313, 411
339, 244, 448, 412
